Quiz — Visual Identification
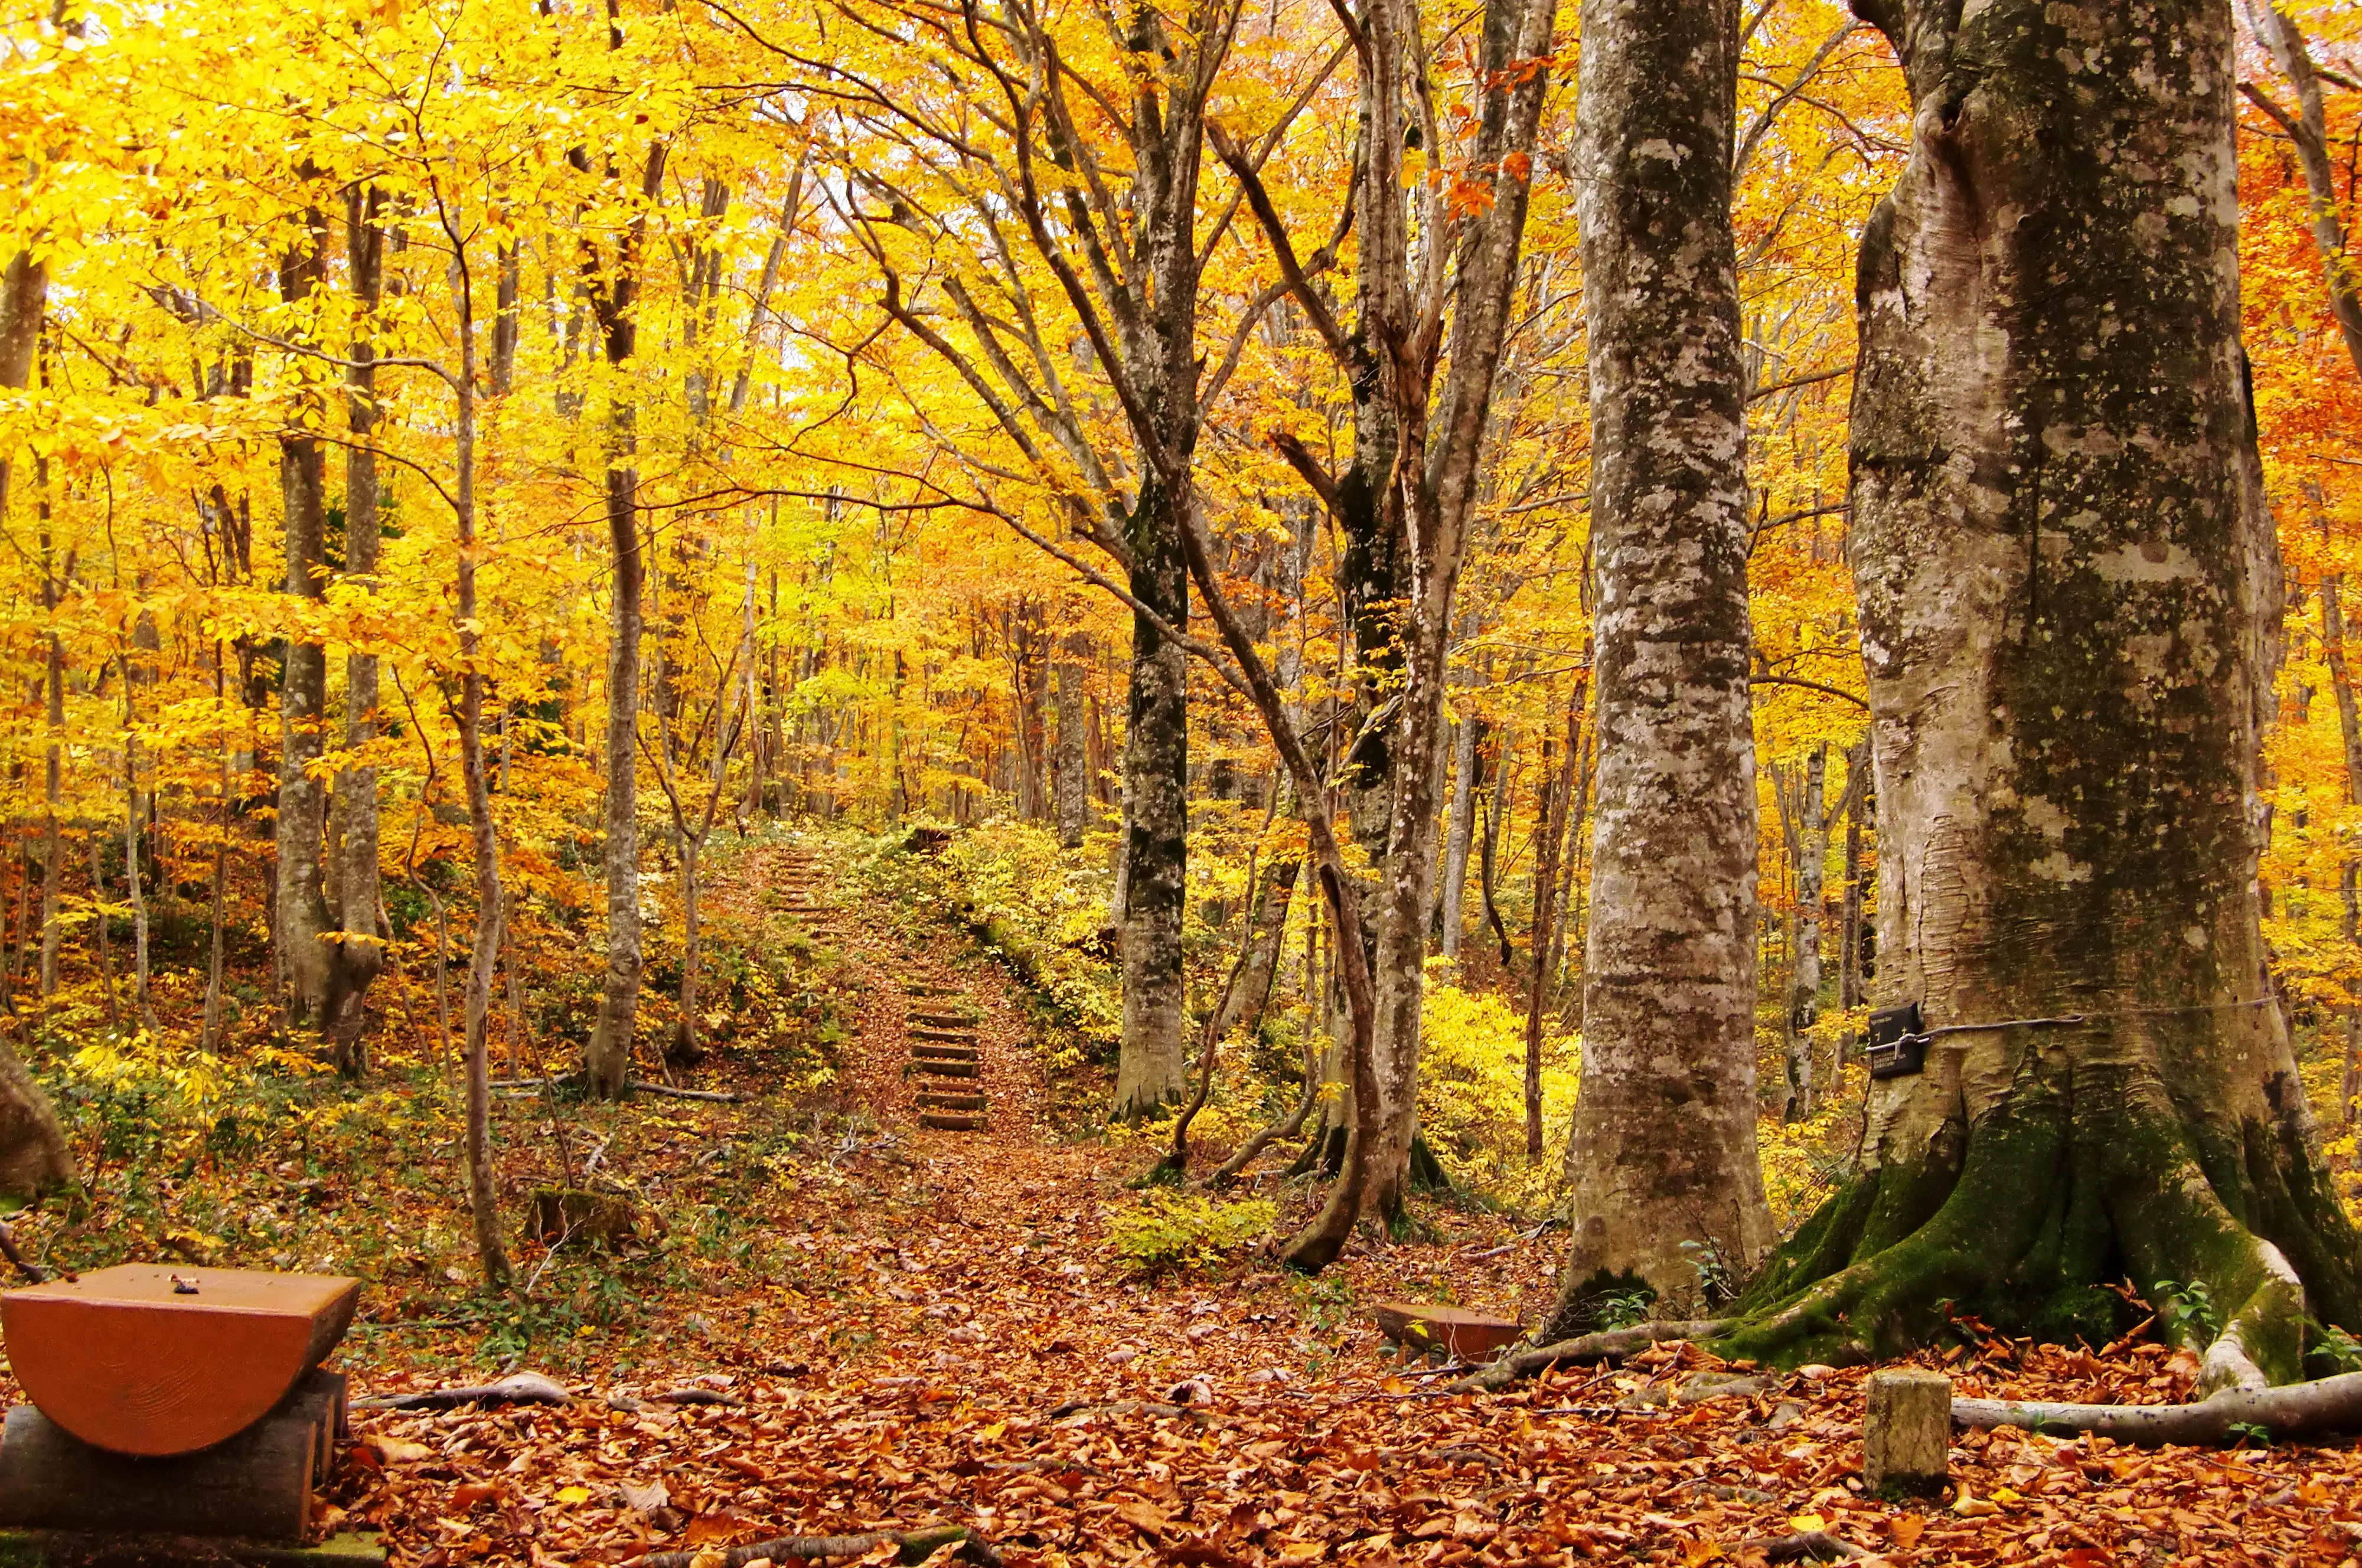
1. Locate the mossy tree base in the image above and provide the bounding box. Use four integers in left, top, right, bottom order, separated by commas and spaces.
1718, 1056, 2358, 1386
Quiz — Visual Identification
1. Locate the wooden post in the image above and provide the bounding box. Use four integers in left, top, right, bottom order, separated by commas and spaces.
1864, 1368, 1952, 1497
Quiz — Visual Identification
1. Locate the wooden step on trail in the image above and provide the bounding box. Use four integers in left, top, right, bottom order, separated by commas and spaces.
917, 1092, 986, 1111
914, 1049, 978, 1066
914, 1061, 979, 1080
919, 1112, 987, 1132
911, 1027, 976, 1044
908, 1011, 973, 1028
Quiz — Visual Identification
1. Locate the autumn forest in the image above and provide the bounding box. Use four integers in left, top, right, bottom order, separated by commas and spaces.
2, 0, 2362, 1562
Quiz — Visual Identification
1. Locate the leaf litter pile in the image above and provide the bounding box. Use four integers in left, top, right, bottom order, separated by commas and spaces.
17, 844, 2361, 1568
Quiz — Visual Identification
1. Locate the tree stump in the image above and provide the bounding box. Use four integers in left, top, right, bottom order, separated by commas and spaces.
526, 1188, 641, 1249
1864, 1368, 1952, 1497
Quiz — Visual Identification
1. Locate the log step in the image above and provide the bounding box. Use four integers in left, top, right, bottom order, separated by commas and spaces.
903, 983, 957, 995
919, 1113, 987, 1132
914, 1061, 978, 1080
914, 1047, 978, 1063
911, 1027, 977, 1044
917, 1092, 987, 1111
908, 1011, 974, 1027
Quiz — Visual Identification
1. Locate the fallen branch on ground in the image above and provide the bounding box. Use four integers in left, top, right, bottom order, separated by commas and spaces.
1448, 1321, 1734, 1391
642, 1524, 999, 1567
1747, 1528, 1869, 1562
629, 1080, 742, 1102
1955, 1370, 2362, 1445
353, 1372, 572, 1410
487, 1075, 739, 1104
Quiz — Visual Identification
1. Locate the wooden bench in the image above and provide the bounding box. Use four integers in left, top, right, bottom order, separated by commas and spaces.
0, 1266, 366, 1553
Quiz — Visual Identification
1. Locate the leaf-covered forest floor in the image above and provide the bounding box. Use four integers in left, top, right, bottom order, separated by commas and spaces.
6, 834, 2362, 1567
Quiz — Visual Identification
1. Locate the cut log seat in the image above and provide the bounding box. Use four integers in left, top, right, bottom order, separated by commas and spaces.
1372, 1302, 1523, 1361
1, 1266, 358, 1456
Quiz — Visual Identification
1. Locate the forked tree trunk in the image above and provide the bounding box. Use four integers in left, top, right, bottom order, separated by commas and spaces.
1726, 0, 2361, 1379
581, 144, 665, 1100
1114, 479, 1190, 1122
1544, 0, 1770, 1328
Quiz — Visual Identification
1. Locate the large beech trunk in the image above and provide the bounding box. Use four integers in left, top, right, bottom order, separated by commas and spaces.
1113, 481, 1190, 1122
1544, 0, 1771, 1327
1725, 0, 2360, 1379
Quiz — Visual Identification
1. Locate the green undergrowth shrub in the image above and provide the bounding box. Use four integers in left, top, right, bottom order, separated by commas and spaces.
1418, 976, 1578, 1214
1107, 1191, 1276, 1276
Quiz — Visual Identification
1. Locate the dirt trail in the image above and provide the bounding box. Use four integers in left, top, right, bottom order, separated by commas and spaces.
323, 838, 2362, 1567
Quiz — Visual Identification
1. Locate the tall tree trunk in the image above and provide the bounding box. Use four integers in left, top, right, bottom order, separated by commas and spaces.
1839, 747, 1867, 1010
580, 143, 665, 1100
1523, 705, 1578, 1164
1438, 712, 1483, 962
1053, 624, 1090, 849
1545, 0, 1771, 1327
2318, 564, 2362, 1128
1114, 481, 1189, 1122
327, 184, 387, 1072
37, 474, 61, 999
2239, 4, 2362, 384
451, 245, 513, 1291
274, 195, 341, 1033
1213, 855, 1302, 1044
1727, 0, 2360, 1378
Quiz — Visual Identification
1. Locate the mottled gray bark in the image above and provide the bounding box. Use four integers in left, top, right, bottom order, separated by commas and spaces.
1728, 0, 2359, 1377
1549, 0, 1772, 1324
1114, 481, 1190, 1122
274, 198, 341, 1034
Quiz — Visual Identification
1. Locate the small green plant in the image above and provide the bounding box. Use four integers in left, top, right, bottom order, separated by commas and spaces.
2152, 1278, 2221, 1346
1599, 1288, 1656, 1329
2308, 1319, 2362, 1373
1105, 1192, 1275, 1276
1682, 1237, 1738, 1307
2227, 1420, 2272, 1449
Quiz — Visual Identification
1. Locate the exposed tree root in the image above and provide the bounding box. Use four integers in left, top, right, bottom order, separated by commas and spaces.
1954, 1371, 2362, 1446
644, 1524, 999, 1567
1448, 1321, 1731, 1392
1714, 1059, 2353, 1387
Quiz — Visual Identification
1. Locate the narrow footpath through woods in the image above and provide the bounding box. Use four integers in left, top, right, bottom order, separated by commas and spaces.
306, 841, 2362, 1567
